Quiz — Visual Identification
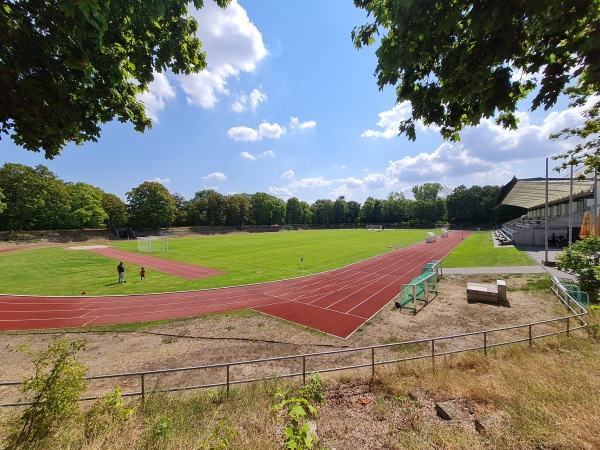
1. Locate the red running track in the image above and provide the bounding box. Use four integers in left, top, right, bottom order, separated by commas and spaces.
0, 231, 470, 339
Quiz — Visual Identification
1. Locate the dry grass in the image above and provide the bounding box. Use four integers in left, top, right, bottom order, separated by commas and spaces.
1, 321, 599, 449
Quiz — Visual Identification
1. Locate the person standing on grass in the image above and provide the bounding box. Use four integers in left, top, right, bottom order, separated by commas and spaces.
117, 261, 125, 283
140, 267, 146, 281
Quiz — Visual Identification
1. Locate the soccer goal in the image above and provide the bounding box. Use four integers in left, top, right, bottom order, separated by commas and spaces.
366, 224, 383, 231
137, 235, 169, 253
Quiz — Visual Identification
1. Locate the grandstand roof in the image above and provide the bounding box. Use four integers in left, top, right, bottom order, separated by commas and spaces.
499, 176, 596, 210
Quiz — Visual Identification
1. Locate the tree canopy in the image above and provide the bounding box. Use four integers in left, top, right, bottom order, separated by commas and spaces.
101, 193, 128, 228
0, 188, 6, 215
353, 0, 600, 143
0, 163, 528, 232
556, 237, 600, 297
67, 182, 107, 229
0, 163, 70, 230
0, 0, 230, 158
126, 181, 177, 229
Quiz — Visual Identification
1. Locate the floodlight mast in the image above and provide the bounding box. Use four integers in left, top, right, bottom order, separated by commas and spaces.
569, 164, 573, 245
544, 158, 549, 266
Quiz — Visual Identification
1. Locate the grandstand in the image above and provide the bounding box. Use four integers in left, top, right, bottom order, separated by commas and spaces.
498, 171, 596, 246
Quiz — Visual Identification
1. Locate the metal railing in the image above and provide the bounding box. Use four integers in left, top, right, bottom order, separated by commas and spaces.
0, 278, 588, 407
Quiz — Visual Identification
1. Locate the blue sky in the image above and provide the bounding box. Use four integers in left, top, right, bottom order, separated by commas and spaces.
0, 0, 588, 204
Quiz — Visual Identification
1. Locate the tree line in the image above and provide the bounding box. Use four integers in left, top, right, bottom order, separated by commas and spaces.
0, 163, 524, 232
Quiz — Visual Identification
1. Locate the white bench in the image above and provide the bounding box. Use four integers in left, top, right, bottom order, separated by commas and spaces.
467, 280, 507, 303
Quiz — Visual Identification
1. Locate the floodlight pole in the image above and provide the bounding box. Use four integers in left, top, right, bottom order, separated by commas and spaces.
595, 169, 598, 237
569, 164, 573, 245
544, 158, 549, 265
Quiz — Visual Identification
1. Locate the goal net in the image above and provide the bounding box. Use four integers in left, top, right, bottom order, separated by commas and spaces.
366, 224, 383, 231
137, 235, 169, 253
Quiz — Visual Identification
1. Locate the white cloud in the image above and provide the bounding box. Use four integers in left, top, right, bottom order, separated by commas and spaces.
203, 172, 227, 181
249, 88, 267, 111
240, 151, 256, 160
269, 187, 294, 199
511, 67, 539, 84
231, 87, 267, 113
258, 122, 285, 139
336, 174, 391, 191
240, 150, 275, 160
362, 173, 388, 189
385, 142, 503, 185
228, 126, 259, 141
138, 73, 176, 122
228, 121, 285, 141
360, 97, 595, 188
290, 177, 333, 188
330, 185, 354, 200
259, 150, 276, 158
458, 103, 592, 166
231, 100, 245, 113
229, 116, 317, 142
282, 169, 294, 178
290, 117, 317, 131
361, 102, 412, 139
342, 177, 365, 189
177, 1, 268, 109
149, 177, 171, 184
362, 101, 439, 139
333, 164, 347, 169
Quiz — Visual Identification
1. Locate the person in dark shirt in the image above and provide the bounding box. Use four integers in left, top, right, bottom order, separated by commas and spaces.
117, 261, 125, 283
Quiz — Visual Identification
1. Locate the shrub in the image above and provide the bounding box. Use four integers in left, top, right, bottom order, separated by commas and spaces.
6, 339, 88, 450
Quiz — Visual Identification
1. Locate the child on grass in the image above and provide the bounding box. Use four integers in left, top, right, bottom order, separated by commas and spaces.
140, 267, 146, 281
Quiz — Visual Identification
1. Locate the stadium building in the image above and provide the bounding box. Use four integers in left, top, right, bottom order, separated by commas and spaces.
497, 167, 598, 247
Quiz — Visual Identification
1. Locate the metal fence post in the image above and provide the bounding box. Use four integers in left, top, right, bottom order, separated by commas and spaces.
566, 317, 570, 336
431, 339, 435, 370
226, 365, 230, 395
483, 332, 487, 356
371, 347, 375, 379
141, 374, 145, 403
529, 325, 533, 346
302, 356, 306, 385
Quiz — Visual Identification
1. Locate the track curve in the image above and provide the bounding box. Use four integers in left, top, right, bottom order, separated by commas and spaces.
0, 231, 470, 338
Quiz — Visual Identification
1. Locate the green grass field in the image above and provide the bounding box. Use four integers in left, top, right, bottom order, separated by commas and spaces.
0, 229, 536, 296
442, 230, 537, 267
